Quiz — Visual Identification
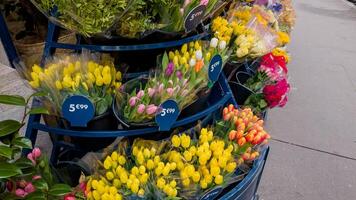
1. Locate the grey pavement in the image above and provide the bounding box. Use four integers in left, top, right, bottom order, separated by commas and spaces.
259, 0, 356, 199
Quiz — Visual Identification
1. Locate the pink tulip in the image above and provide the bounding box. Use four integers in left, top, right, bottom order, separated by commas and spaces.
129, 97, 138, 107
200, 0, 209, 6
137, 104, 146, 114
27, 153, 36, 165
181, 89, 189, 96
148, 88, 156, 97
183, 79, 188, 86
137, 90, 145, 99
24, 183, 35, 193
166, 88, 174, 96
32, 148, 41, 159
15, 189, 27, 197
158, 83, 164, 93
146, 105, 158, 115
79, 182, 87, 192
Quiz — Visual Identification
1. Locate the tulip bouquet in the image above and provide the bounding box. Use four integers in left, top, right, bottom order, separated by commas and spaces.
241, 51, 291, 114
216, 105, 270, 163
116, 37, 230, 125
27, 53, 123, 117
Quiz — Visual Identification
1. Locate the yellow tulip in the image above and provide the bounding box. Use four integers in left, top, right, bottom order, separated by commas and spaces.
102, 66, 111, 76
96, 75, 103, 87
82, 82, 89, 90
30, 72, 39, 82
55, 80, 63, 90
32, 64, 42, 73
67, 63, 75, 74
62, 75, 73, 88
115, 71, 122, 81
102, 73, 112, 85
168, 51, 175, 61
75, 61, 81, 71
29, 80, 39, 88
181, 44, 188, 54
88, 61, 96, 73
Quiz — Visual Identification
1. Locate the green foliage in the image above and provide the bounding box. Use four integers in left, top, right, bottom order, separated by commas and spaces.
48, 184, 72, 196
0, 120, 22, 137
0, 163, 22, 179
0, 95, 26, 106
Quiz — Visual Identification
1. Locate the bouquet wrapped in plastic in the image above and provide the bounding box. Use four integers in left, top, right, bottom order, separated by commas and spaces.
240, 50, 291, 113
27, 52, 123, 117
114, 37, 231, 125
31, 0, 224, 38
116, 0, 224, 39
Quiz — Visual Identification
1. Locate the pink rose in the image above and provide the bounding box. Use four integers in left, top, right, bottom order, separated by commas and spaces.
146, 104, 158, 115
137, 104, 146, 114
129, 97, 138, 107
137, 90, 145, 99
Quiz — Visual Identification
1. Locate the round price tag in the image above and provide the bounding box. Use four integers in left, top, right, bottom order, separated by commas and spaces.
62, 95, 95, 127
184, 5, 206, 32
208, 54, 223, 83
200, 186, 223, 200
155, 100, 180, 131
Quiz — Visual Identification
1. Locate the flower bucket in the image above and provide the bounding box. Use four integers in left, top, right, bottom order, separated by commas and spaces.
229, 81, 254, 106
56, 109, 119, 152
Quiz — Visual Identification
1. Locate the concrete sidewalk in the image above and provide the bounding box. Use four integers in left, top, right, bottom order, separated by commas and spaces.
259, 0, 356, 199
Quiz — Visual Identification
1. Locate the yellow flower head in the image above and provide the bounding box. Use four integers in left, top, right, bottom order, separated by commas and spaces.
32, 64, 43, 74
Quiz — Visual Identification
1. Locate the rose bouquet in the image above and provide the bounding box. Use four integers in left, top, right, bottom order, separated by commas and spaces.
115, 37, 231, 125
240, 51, 290, 114
27, 53, 123, 117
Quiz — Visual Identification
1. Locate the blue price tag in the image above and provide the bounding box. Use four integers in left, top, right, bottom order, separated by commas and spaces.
155, 100, 180, 131
200, 186, 223, 200
208, 54, 223, 83
184, 5, 206, 32
62, 95, 95, 127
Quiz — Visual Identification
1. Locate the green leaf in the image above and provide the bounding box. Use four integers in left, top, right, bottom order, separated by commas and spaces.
48, 184, 72, 196
0, 162, 22, 178
0, 145, 13, 159
258, 100, 268, 108
25, 191, 46, 200
28, 107, 50, 115
162, 52, 169, 70
96, 100, 108, 116
31, 91, 47, 97
12, 137, 33, 149
14, 157, 34, 169
33, 179, 49, 191
0, 120, 22, 137
0, 95, 26, 106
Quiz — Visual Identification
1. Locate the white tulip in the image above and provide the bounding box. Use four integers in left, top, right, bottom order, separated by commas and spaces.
219, 41, 227, 50
189, 58, 196, 67
210, 38, 219, 48
195, 50, 203, 60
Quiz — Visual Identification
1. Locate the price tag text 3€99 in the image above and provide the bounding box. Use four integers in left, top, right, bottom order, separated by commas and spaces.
62, 95, 95, 127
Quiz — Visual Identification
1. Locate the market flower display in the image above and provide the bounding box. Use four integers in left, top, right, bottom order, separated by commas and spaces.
84, 105, 269, 199
28, 53, 123, 116
116, 37, 230, 124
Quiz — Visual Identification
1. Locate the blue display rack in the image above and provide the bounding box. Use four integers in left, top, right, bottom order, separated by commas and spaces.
0, 12, 19, 69
22, 21, 238, 164
0, 14, 269, 198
